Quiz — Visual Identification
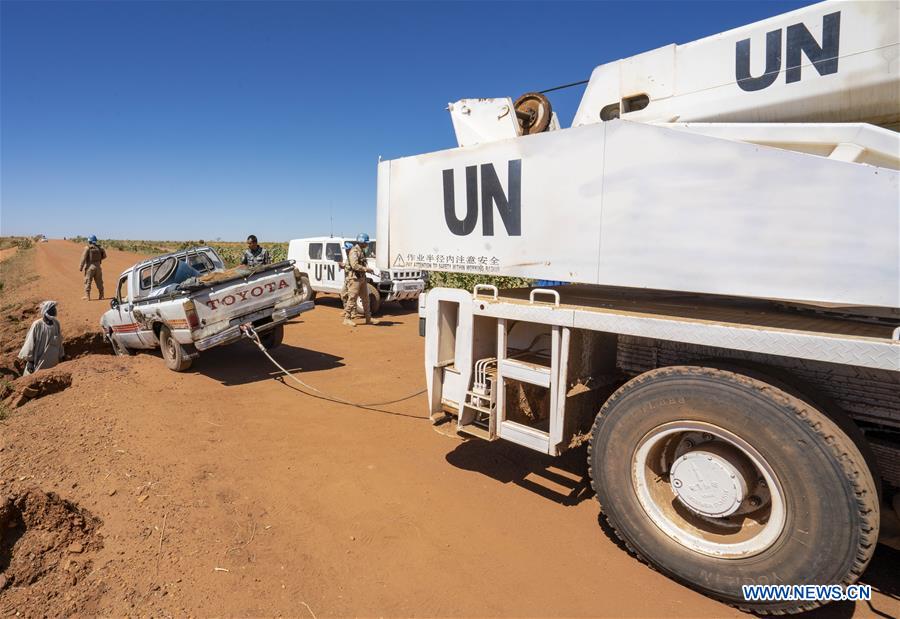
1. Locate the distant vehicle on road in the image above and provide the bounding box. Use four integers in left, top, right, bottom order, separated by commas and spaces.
287, 236, 425, 315
100, 246, 313, 371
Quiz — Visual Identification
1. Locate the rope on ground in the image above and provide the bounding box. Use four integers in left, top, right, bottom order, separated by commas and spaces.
240, 324, 428, 417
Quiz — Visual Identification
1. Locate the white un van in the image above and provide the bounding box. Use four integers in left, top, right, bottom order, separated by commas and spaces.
287, 236, 426, 314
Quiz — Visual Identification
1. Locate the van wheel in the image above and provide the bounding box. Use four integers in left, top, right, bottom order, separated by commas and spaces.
588, 365, 878, 615
357, 284, 381, 316
298, 275, 316, 303
259, 324, 284, 349
159, 325, 192, 372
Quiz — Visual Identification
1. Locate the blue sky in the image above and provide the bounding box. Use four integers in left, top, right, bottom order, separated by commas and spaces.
1, 0, 812, 242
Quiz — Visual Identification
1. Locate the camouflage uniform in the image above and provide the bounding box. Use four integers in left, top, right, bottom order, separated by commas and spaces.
79, 243, 107, 299
342, 244, 371, 321
240, 246, 271, 267
339, 261, 356, 318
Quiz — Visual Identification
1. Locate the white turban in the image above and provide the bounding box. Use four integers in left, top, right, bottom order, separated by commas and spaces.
40, 300, 58, 319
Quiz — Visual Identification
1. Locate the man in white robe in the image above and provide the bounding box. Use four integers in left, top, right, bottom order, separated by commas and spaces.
18, 300, 65, 375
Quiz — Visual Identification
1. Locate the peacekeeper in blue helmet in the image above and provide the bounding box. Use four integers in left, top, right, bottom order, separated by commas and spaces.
338, 240, 355, 311
341, 233, 379, 327
79, 235, 107, 300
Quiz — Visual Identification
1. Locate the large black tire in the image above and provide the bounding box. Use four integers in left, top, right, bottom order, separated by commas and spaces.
159, 325, 192, 372
259, 323, 284, 349
297, 275, 316, 303
588, 366, 879, 615
702, 361, 882, 501
356, 283, 381, 316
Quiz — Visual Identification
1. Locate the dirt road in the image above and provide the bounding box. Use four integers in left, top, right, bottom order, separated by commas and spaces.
1, 241, 898, 617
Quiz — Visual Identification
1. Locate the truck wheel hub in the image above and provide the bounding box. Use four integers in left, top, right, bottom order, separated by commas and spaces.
633, 421, 786, 558
669, 446, 751, 517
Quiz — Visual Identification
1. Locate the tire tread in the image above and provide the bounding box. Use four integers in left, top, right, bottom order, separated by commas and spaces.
587, 365, 879, 615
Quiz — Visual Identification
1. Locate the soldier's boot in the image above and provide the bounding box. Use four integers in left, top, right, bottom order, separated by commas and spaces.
82, 292, 91, 300
342, 317, 357, 328
365, 317, 380, 325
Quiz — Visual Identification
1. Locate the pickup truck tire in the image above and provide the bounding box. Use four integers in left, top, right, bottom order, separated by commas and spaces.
298, 275, 316, 303
106, 330, 133, 356
587, 366, 879, 615
259, 324, 284, 349
159, 325, 193, 372
357, 284, 381, 316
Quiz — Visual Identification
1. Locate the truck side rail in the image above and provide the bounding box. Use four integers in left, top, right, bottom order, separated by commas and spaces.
474, 286, 900, 372
529, 289, 561, 306
473, 284, 499, 300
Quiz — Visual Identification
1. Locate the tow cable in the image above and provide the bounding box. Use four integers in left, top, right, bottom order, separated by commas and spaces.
239, 323, 428, 413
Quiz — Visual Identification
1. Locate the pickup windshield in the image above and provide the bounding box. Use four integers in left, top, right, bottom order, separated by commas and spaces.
138, 249, 217, 292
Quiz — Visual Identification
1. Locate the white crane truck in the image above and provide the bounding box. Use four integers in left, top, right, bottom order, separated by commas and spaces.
375, 1, 900, 614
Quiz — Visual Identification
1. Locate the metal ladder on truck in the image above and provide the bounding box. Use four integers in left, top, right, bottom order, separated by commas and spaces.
446, 286, 568, 454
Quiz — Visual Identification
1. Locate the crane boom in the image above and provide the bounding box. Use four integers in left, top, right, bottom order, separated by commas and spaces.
376, 0, 900, 310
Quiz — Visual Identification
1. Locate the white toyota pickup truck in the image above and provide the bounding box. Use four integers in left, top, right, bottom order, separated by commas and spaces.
100, 246, 313, 371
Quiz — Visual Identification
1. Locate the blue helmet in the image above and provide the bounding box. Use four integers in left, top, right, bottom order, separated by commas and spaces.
356, 233, 370, 244
88, 235, 98, 244
343, 241, 354, 250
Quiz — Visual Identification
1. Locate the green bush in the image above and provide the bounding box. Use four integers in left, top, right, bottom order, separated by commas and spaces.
71, 236, 173, 255
61, 239, 528, 290
0, 236, 34, 251
208, 242, 288, 268
426, 271, 532, 292
68, 237, 288, 268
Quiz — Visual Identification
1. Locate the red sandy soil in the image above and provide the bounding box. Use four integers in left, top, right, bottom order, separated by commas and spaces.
0, 240, 897, 617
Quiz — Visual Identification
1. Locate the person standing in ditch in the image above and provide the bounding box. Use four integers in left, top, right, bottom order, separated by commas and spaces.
240, 234, 271, 267
342, 233, 379, 327
79, 235, 106, 300
18, 301, 65, 375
